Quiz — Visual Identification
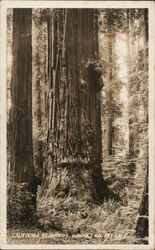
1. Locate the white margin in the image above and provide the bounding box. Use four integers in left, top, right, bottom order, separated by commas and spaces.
148, 2, 155, 250
0, 1, 7, 249
0, 1, 154, 250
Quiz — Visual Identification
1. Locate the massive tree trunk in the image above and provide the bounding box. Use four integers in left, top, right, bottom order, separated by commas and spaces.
9, 9, 34, 191
39, 9, 117, 206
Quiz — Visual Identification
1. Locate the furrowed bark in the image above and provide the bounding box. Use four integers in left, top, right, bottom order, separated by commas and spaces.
9, 9, 34, 190
39, 9, 118, 205
136, 9, 149, 237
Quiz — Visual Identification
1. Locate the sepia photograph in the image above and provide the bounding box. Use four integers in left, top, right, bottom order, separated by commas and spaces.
0, 1, 154, 249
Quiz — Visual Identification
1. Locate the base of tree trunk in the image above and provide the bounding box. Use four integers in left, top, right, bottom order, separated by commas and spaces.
37, 164, 120, 230
40, 164, 120, 202
136, 216, 148, 238
135, 170, 148, 238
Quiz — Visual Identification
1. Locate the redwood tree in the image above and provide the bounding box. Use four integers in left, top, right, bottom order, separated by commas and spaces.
39, 9, 117, 206
9, 9, 34, 190
105, 11, 115, 156
136, 8, 148, 238
32, 10, 48, 184
126, 9, 138, 173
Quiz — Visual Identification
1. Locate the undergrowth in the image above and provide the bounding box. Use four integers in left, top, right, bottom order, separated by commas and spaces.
7, 155, 148, 244
7, 182, 36, 227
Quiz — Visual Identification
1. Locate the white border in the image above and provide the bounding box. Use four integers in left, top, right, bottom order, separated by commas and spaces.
0, 1, 154, 250
0, 0, 154, 9
148, 2, 155, 249
0, 2, 7, 249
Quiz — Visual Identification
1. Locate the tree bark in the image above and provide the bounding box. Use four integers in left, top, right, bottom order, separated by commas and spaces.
136, 169, 148, 237
39, 9, 117, 205
126, 9, 139, 173
136, 9, 149, 238
127, 10, 134, 162
32, 11, 48, 183
143, 9, 148, 125
105, 18, 114, 156
9, 9, 34, 191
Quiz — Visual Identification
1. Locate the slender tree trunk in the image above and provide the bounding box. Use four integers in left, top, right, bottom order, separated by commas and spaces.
127, 9, 134, 162
7, 9, 13, 182
130, 13, 139, 158
106, 19, 114, 156
143, 9, 148, 125
136, 169, 148, 237
32, 12, 48, 183
126, 9, 138, 173
143, 9, 149, 161
9, 9, 34, 191
39, 9, 118, 207
136, 9, 149, 237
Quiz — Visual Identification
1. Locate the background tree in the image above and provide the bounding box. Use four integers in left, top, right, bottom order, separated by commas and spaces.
32, 9, 49, 184
136, 8, 148, 238
126, 9, 140, 173
9, 9, 34, 188
7, 9, 37, 226
99, 9, 125, 157
7, 9, 13, 181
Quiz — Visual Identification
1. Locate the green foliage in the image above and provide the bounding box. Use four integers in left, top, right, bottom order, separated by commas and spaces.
7, 182, 36, 227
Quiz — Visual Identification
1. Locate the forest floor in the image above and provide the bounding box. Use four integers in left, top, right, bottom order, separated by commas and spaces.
7, 155, 148, 245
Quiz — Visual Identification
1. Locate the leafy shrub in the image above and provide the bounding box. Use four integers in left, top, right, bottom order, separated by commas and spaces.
7, 182, 36, 227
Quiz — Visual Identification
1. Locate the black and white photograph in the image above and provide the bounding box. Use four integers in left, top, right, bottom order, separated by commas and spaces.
0, 1, 154, 249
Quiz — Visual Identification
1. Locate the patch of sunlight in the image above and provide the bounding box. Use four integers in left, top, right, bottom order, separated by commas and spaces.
120, 85, 128, 104
115, 33, 127, 82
